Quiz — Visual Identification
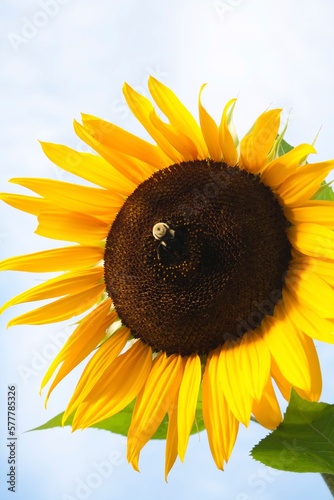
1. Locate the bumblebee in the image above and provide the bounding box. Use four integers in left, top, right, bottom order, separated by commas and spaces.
152, 222, 178, 260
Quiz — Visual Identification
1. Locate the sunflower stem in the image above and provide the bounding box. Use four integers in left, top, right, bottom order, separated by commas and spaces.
322, 473, 334, 497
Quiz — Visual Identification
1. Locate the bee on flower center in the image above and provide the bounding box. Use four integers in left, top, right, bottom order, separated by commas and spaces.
152, 222, 180, 260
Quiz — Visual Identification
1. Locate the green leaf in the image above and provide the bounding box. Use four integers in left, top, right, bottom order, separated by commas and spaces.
251, 390, 334, 474
30, 390, 205, 440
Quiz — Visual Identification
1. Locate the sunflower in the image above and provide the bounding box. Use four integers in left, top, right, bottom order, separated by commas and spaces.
1, 78, 334, 479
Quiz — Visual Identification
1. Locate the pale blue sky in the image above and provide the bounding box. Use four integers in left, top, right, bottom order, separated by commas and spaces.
1, 0, 334, 499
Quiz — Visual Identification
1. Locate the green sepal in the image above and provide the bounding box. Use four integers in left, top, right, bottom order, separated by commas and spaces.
312, 181, 334, 201
277, 137, 294, 157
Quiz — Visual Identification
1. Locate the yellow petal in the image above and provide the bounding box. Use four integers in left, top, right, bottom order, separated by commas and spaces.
271, 357, 292, 401
293, 255, 334, 286
127, 353, 184, 471
283, 287, 334, 344
202, 350, 225, 469
198, 85, 222, 161
260, 144, 316, 188
63, 326, 130, 423
0, 193, 56, 216
239, 109, 282, 172
252, 377, 282, 430
266, 117, 289, 163
165, 391, 179, 481
81, 113, 170, 169
264, 305, 312, 393
284, 200, 334, 229
0, 246, 104, 272
126, 352, 165, 472
74, 120, 152, 186
238, 331, 271, 401
40, 141, 135, 194
148, 76, 208, 159
36, 210, 110, 243
10, 177, 123, 222
150, 109, 198, 160
122, 83, 183, 163
8, 283, 105, 327
72, 341, 152, 429
41, 298, 115, 402
219, 98, 238, 166
293, 330, 322, 401
0, 267, 104, 315
177, 354, 201, 461
202, 348, 239, 469
277, 160, 334, 206
272, 345, 319, 404
218, 342, 253, 426
285, 269, 334, 318
287, 223, 334, 260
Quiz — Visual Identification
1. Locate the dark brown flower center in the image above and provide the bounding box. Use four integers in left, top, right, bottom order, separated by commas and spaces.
104, 160, 291, 356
